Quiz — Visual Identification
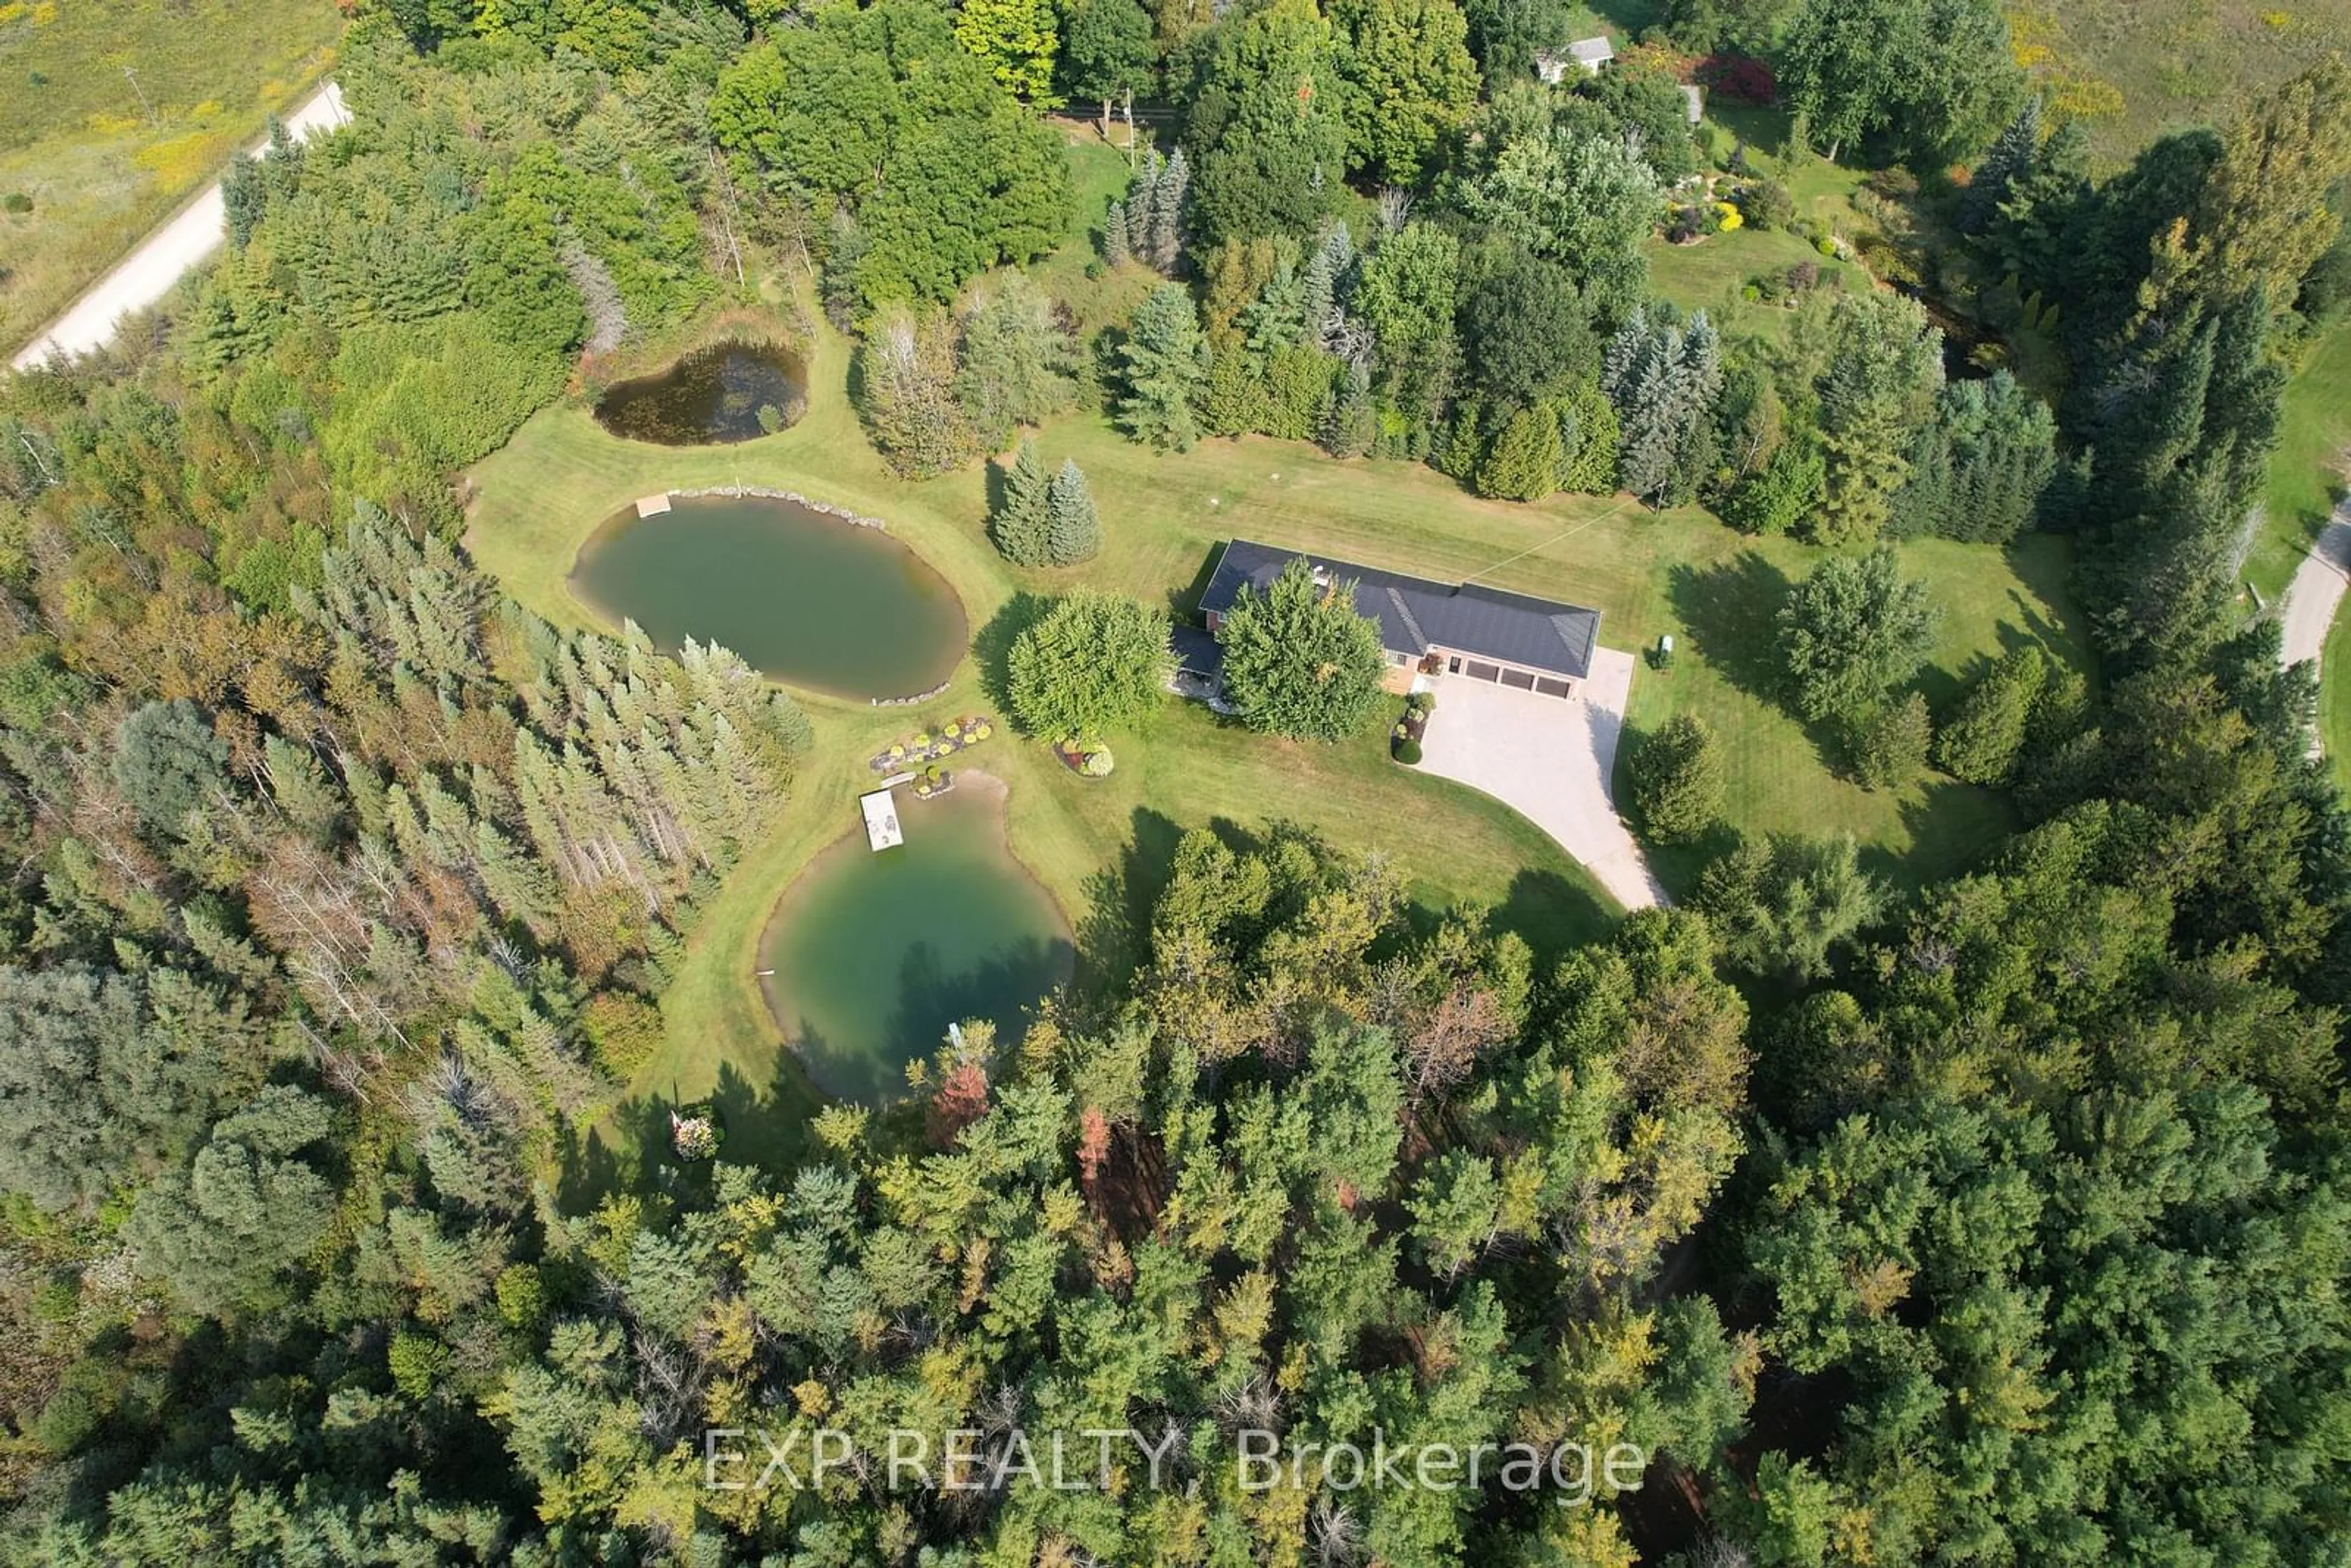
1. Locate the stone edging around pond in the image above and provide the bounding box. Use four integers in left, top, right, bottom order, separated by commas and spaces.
662, 484, 891, 532
872, 680, 951, 709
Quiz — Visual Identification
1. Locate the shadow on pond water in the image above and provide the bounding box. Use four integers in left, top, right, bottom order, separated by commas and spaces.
759, 779, 1074, 1107
594, 339, 808, 445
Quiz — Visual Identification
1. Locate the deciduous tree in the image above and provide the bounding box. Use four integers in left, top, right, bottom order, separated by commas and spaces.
1214, 558, 1389, 740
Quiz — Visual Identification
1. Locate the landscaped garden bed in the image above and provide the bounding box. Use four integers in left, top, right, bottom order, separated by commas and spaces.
869, 714, 996, 773
910, 765, 958, 800
1054, 739, 1116, 778
1391, 691, 1434, 765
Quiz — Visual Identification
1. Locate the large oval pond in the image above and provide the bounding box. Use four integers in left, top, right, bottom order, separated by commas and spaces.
595, 340, 807, 445
569, 495, 967, 701
759, 778, 1073, 1105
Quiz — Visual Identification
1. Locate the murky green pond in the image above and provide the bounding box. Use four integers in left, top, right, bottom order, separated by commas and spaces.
594, 340, 807, 445
569, 494, 966, 701
759, 780, 1072, 1104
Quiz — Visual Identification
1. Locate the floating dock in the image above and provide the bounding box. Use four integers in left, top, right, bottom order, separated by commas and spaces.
634, 492, 674, 517
860, 788, 903, 852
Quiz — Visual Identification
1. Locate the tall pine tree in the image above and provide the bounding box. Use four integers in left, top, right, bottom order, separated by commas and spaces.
992, 440, 1054, 565
1046, 459, 1103, 564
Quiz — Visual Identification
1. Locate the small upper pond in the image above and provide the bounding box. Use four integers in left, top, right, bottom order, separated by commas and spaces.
759, 778, 1073, 1104
594, 340, 807, 445
569, 494, 967, 701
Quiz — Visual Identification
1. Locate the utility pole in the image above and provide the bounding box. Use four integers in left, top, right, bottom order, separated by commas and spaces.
122, 64, 156, 126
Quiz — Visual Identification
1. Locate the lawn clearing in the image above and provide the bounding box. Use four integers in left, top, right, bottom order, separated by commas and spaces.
0, 0, 342, 353
2247, 320, 2351, 606
470, 271, 2083, 1174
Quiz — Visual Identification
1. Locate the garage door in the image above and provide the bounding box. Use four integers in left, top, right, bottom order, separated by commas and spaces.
1463, 659, 1501, 682
1501, 668, 1535, 691
1535, 676, 1572, 698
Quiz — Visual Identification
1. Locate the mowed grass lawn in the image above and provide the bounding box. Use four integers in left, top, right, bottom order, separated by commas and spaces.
2246, 320, 2351, 605
0, 0, 342, 353
467, 277, 2083, 1168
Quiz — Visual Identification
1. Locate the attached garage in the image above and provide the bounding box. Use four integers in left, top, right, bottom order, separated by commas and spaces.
1463, 659, 1501, 682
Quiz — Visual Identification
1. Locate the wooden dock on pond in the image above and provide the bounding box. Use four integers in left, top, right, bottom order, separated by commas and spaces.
859, 788, 903, 851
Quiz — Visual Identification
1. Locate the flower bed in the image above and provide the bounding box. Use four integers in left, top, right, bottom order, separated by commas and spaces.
1054, 739, 1115, 778
869, 714, 996, 773
1392, 690, 1434, 765
910, 765, 957, 800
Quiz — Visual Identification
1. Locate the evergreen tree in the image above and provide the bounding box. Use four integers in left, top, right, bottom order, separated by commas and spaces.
1554, 379, 1622, 494
1934, 645, 2048, 784
1843, 688, 1932, 788
1149, 147, 1190, 271
1722, 440, 1824, 535
1103, 197, 1133, 264
1473, 405, 1564, 500
1603, 308, 1724, 508
1894, 371, 2057, 541
1629, 712, 1725, 843
1046, 458, 1104, 565
991, 440, 1055, 565
955, 273, 1079, 449
1117, 283, 1210, 450
1302, 223, 1356, 348
1962, 95, 2042, 234
1007, 591, 1173, 740
1811, 291, 1944, 545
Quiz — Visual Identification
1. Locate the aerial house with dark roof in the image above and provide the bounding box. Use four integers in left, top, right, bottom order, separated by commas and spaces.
1195, 539, 1603, 700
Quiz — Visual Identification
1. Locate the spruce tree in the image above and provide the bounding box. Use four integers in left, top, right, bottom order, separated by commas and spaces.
992, 440, 1054, 565
1962, 97, 2042, 235
1150, 147, 1190, 270
1302, 224, 1355, 350
1046, 459, 1103, 565
1117, 284, 1210, 451
1103, 198, 1131, 266
1603, 307, 1720, 508
1128, 150, 1165, 268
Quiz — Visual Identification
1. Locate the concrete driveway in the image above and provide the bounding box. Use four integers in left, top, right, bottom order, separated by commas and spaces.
2280, 511, 2351, 756
1414, 647, 1665, 912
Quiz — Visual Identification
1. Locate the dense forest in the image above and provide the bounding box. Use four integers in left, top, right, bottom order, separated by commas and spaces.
1, 0, 2349, 1561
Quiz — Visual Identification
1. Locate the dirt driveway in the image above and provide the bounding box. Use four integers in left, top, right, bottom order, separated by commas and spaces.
11, 83, 349, 370
1414, 648, 1665, 912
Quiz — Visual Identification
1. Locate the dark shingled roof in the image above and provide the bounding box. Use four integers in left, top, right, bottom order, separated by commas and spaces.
1169, 621, 1224, 678
1196, 539, 1602, 680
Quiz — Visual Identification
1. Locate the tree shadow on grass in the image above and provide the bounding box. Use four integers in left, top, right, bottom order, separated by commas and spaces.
971, 590, 1056, 724
559, 1049, 828, 1214
1666, 550, 1794, 707
1074, 806, 1188, 991
1168, 544, 1226, 621
1891, 773, 2018, 892
1493, 866, 1618, 963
